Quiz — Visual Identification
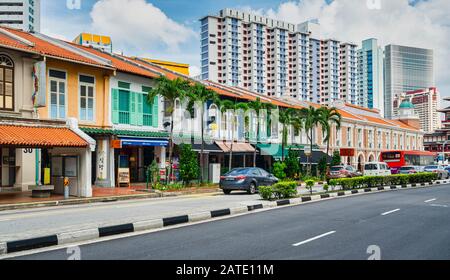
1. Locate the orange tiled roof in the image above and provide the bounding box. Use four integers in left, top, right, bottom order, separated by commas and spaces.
68, 43, 160, 79
0, 27, 110, 68
0, 124, 88, 148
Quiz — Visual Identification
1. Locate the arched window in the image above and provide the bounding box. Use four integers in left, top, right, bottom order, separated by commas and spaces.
0, 54, 14, 110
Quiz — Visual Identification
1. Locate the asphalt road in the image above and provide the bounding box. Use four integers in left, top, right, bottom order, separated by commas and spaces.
11, 184, 450, 260
0, 185, 326, 242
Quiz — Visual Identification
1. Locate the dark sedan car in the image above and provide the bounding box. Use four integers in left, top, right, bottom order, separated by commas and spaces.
220, 168, 279, 195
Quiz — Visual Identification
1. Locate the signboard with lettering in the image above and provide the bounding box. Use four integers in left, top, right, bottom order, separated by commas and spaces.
118, 168, 130, 186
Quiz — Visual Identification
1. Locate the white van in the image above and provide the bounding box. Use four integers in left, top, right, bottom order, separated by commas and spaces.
363, 162, 391, 177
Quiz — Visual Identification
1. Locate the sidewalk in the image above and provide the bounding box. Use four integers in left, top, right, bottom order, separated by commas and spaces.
0, 186, 221, 211
0, 191, 263, 242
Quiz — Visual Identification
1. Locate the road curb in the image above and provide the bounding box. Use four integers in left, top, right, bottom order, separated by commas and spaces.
1, 179, 446, 256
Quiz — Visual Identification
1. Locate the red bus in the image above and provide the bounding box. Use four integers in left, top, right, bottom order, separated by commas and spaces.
380, 151, 437, 174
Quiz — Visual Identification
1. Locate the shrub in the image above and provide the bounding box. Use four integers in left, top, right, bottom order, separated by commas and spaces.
179, 144, 199, 185
273, 161, 287, 180
285, 150, 301, 179
259, 181, 298, 200
259, 186, 274, 200
318, 156, 328, 179
323, 184, 329, 192
305, 179, 315, 194
331, 151, 341, 166
329, 173, 439, 190
273, 181, 298, 199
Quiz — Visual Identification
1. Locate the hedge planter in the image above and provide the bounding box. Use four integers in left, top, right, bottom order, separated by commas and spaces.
329, 173, 438, 190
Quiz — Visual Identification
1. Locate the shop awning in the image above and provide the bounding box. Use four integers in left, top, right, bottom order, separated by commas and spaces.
299, 151, 332, 164
119, 138, 169, 147
215, 141, 256, 153
0, 124, 89, 148
257, 144, 331, 163
191, 143, 223, 153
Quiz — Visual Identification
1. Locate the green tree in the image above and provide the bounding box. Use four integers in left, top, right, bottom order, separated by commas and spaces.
279, 107, 299, 161
179, 144, 200, 186
318, 156, 328, 180
299, 106, 322, 175
186, 83, 218, 183
318, 107, 342, 157
147, 76, 191, 184
217, 99, 249, 172
272, 161, 287, 180
248, 97, 275, 167
285, 149, 300, 180
331, 151, 342, 166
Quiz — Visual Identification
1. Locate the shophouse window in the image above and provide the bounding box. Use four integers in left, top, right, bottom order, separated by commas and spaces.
0, 55, 14, 111
142, 86, 155, 127
49, 69, 66, 119
79, 75, 95, 121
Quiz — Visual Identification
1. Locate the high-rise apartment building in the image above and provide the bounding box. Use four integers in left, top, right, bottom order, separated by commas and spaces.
340, 42, 358, 105
200, 9, 358, 105
0, 0, 40, 32
384, 44, 434, 119
358, 38, 384, 115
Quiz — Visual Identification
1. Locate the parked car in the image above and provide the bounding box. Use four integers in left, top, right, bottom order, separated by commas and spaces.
398, 166, 421, 175
423, 165, 450, 179
327, 165, 361, 179
363, 162, 391, 177
219, 168, 279, 195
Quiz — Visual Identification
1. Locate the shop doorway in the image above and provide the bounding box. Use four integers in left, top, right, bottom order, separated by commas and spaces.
115, 146, 155, 184
0, 148, 16, 187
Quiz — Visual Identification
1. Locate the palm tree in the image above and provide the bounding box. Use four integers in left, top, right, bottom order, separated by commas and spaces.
279, 107, 298, 161
186, 83, 218, 183
318, 107, 342, 158
300, 106, 323, 175
248, 98, 275, 167
147, 76, 191, 184
217, 99, 249, 171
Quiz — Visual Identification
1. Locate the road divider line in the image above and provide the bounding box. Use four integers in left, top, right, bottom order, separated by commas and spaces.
381, 209, 401, 216
424, 198, 437, 203
292, 231, 336, 247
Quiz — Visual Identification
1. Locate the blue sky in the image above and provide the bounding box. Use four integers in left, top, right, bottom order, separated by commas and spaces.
41, 0, 450, 96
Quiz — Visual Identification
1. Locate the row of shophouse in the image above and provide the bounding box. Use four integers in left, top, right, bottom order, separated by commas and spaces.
0, 26, 425, 197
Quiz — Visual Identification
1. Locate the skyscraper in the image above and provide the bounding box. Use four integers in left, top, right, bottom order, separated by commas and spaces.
384, 44, 434, 119
0, 0, 40, 32
357, 38, 384, 116
200, 9, 358, 105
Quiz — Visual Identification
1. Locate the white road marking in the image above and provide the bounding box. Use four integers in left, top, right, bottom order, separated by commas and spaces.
381, 209, 401, 216
430, 204, 448, 208
292, 231, 336, 247
424, 198, 437, 203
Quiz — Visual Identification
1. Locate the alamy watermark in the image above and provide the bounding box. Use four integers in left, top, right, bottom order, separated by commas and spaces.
367, 245, 381, 260
67, 246, 81, 260
366, 0, 382, 10
66, 0, 82, 10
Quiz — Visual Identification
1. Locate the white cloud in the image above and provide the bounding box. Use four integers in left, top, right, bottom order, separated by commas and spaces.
189, 65, 201, 78
90, 0, 197, 53
245, 0, 450, 97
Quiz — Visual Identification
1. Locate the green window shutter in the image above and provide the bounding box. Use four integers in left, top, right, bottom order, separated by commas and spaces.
152, 95, 159, 128
129, 92, 137, 125
118, 81, 130, 89
137, 93, 143, 126
111, 88, 119, 124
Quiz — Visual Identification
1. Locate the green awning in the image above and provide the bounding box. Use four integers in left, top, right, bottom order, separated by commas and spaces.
257, 144, 305, 159
81, 127, 169, 138
257, 144, 330, 163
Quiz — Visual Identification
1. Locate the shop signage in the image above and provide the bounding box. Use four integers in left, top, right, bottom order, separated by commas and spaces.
118, 168, 130, 186
111, 140, 122, 149
340, 148, 356, 157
